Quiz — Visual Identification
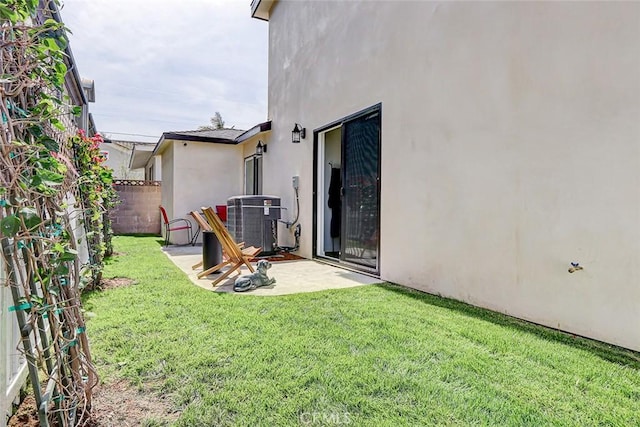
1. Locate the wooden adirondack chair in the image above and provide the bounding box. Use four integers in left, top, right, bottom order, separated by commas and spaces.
199, 207, 262, 286
189, 209, 250, 272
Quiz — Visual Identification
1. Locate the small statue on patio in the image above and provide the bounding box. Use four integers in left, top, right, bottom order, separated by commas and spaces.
234, 259, 276, 292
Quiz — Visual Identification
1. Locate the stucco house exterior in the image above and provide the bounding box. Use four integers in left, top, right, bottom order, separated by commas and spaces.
99, 139, 154, 179
130, 142, 160, 181
250, 1, 640, 352
136, 124, 271, 243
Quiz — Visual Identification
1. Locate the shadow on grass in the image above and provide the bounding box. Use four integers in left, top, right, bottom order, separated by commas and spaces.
115, 233, 160, 237
104, 254, 119, 266
375, 282, 640, 369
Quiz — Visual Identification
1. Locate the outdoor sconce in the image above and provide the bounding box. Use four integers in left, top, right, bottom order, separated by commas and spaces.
256, 140, 267, 155
292, 123, 306, 143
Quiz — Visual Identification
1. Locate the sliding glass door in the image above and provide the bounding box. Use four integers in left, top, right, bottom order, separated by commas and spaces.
340, 107, 380, 269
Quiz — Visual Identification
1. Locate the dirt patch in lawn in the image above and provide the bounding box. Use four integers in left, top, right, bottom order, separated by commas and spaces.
99, 277, 136, 290
8, 395, 39, 427
86, 379, 179, 426
8, 380, 178, 427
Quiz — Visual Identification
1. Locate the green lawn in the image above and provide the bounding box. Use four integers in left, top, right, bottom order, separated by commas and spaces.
84, 236, 640, 426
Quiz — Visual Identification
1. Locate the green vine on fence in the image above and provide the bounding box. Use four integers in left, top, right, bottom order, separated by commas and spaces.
0, 0, 116, 425
72, 129, 117, 288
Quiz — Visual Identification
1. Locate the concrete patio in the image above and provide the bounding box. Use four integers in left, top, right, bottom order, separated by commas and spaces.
162, 244, 381, 296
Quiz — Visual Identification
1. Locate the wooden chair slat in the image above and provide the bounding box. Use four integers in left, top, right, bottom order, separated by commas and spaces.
200, 207, 262, 286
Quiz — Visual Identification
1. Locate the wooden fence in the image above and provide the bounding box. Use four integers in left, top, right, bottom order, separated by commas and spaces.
1, 261, 28, 427
1, 193, 90, 426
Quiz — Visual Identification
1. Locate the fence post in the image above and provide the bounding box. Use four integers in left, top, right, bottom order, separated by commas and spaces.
1, 247, 28, 427
1, 257, 6, 427
1, 239, 47, 427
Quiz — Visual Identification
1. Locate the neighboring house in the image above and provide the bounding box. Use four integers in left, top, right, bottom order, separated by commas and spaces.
130, 142, 160, 181
250, 1, 640, 352
99, 139, 154, 179
134, 124, 270, 243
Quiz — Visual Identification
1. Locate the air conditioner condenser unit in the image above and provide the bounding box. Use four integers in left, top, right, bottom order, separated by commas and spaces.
227, 195, 281, 255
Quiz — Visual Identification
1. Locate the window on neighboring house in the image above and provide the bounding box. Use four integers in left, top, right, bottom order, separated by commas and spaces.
73, 110, 82, 129
147, 164, 154, 181
244, 155, 262, 195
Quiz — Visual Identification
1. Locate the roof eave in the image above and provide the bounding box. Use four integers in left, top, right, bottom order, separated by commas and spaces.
234, 120, 272, 144
152, 134, 168, 156
162, 133, 239, 144
251, 0, 275, 21
130, 146, 154, 170
47, 0, 88, 106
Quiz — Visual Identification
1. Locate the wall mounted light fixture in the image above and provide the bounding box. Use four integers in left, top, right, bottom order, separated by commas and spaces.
256, 140, 267, 155
292, 123, 306, 143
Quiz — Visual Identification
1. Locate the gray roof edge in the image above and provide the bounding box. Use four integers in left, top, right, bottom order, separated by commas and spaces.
162, 133, 239, 144
235, 120, 272, 144
150, 122, 271, 156
163, 127, 245, 140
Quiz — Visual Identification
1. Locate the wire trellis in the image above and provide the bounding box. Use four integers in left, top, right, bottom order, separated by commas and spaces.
0, 2, 102, 426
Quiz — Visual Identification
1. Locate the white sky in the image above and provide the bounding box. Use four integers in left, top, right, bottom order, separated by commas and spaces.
60, 0, 268, 143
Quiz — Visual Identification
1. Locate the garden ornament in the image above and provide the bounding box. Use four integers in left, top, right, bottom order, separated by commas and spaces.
234, 259, 276, 292
568, 262, 583, 273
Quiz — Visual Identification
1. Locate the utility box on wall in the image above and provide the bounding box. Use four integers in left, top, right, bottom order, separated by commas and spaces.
227, 195, 281, 254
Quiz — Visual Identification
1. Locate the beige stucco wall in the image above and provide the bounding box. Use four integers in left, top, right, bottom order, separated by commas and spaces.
145, 155, 162, 181
239, 134, 303, 247
160, 139, 244, 243
263, 1, 640, 351
160, 142, 175, 222
241, 136, 266, 160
